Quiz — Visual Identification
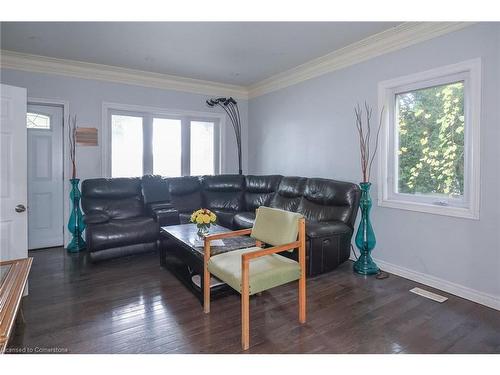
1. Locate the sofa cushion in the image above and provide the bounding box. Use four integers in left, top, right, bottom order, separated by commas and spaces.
202, 174, 245, 211
88, 216, 158, 252
84, 210, 110, 224
305, 221, 352, 238
244, 175, 282, 211
212, 209, 237, 229
203, 191, 244, 211
297, 178, 360, 225
269, 176, 307, 212
82, 178, 144, 219
83, 197, 144, 220
82, 177, 142, 199
233, 211, 256, 229
208, 247, 300, 295
202, 174, 245, 191
168, 176, 202, 213
142, 175, 170, 204
179, 212, 192, 224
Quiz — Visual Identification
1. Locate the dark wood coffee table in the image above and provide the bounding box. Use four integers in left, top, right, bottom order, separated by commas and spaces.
160, 224, 255, 303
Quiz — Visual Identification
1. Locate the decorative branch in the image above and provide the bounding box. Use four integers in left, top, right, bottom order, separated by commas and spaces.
67, 114, 77, 179
354, 103, 384, 183
206, 97, 242, 174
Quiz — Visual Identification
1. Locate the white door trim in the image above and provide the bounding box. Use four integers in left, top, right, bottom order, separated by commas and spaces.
27, 97, 70, 246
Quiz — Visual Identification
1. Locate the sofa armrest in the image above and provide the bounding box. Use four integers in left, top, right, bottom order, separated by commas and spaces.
305, 221, 352, 239
153, 208, 180, 227
84, 210, 110, 225
149, 202, 174, 211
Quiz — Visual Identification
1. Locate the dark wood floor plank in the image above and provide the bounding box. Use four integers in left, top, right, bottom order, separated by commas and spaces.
6, 247, 500, 354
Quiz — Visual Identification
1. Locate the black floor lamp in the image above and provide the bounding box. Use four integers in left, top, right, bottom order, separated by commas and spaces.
206, 97, 242, 175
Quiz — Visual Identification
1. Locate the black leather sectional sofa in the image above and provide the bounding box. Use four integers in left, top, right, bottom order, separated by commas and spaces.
81, 174, 360, 276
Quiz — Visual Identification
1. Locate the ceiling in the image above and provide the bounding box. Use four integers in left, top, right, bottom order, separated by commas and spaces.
0, 22, 401, 86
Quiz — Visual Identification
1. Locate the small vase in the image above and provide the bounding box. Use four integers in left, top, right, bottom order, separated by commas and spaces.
353, 182, 379, 275
197, 224, 210, 237
66, 178, 86, 253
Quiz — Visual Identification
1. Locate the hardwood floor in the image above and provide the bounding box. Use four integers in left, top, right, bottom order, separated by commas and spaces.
7, 247, 500, 354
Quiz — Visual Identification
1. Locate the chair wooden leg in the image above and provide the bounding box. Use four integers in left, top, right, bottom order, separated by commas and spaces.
204, 241, 211, 314
242, 289, 250, 350
203, 266, 210, 314
299, 276, 306, 323
241, 259, 250, 350
298, 217, 306, 324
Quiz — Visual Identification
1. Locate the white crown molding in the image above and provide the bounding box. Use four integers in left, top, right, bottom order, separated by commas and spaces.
248, 22, 475, 98
0, 50, 249, 99
349, 255, 500, 311
0, 22, 475, 100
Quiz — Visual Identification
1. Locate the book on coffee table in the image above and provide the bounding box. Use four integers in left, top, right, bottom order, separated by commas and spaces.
191, 274, 225, 289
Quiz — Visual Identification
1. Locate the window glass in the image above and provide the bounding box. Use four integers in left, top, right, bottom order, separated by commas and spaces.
152, 118, 182, 177
111, 115, 143, 177
27, 113, 50, 129
396, 81, 464, 199
190, 121, 215, 176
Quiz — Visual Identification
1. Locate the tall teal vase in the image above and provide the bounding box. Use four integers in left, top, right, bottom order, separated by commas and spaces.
66, 178, 86, 253
353, 182, 379, 275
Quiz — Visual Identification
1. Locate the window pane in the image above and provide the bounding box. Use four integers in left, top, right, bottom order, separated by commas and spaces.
190, 121, 215, 176
396, 81, 465, 198
27, 113, 50, 129
153, 118, 182, 177
111, 115, 143, 177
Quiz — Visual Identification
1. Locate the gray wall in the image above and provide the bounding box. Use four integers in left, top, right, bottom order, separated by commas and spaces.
0, 68, 248, 245
248, 23, 500, 304
0, 68, 249, 181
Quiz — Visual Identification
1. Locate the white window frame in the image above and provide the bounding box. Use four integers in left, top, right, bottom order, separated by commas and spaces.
377, 59, 481, 220
102, 102, 224, 178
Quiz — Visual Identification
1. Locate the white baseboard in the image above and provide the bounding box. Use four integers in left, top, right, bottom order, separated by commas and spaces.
349, 255, 500, 311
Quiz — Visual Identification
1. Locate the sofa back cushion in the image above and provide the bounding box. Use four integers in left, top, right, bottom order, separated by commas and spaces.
297, 178, 360, 226
269, 176, 307, 212
202, 174, 245, 211
82, 178, 144, 219
244, 175, 282, 211
142, 175, 170, 204
168, 176, 202, 213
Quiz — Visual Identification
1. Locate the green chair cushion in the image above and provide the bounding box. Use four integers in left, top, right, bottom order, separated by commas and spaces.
250, 206, 303, 246
207, 247, 301, 296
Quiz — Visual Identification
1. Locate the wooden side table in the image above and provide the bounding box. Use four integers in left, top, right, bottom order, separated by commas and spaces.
0, 258, 32, 354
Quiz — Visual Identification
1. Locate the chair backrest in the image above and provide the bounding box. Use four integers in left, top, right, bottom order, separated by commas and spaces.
251, 206, 303, 246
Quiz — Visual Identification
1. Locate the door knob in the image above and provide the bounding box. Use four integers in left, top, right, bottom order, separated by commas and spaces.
15, 204, 26, 213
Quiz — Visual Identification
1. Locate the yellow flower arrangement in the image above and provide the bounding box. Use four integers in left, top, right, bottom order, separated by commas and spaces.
190, 208, 217, 235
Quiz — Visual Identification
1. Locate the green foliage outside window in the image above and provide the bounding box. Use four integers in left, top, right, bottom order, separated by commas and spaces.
397, 81, 465, 197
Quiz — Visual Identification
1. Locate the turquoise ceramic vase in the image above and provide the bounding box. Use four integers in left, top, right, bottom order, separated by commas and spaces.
353, 182, 379, 275
66, 178, 86, 252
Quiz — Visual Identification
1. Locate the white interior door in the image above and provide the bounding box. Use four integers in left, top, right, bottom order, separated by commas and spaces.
27, 104, 64, 249
0, 84, 28, 262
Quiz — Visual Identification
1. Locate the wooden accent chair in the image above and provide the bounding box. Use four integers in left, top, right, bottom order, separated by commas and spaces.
203, 206, 306, 350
